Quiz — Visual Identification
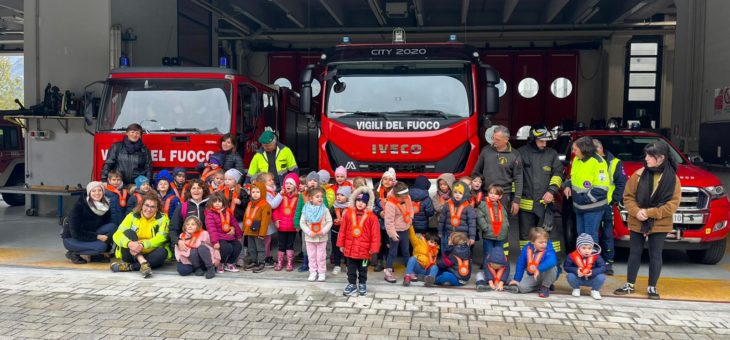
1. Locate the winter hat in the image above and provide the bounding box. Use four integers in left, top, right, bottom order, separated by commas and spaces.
135, 175, 150, 188
437, 173, 456, 190
250, 181, 267, 201
413, 175, 431, 191
451, 180, 472, 202
318, 170, 331, 184
155, 170, 174, 185
576, 233, 595, 248
382, 167, 397, 181
487, 246, 508, 266
337, 186, 352, 198
86, 181, 105, 196
306, 171, 320, 183
357, 192, 370, 204
209, 154, 223, 166
224, 168, 243, 183
173, 167, 186, 177
284, 173, 300, 189
335, 166, 347, 177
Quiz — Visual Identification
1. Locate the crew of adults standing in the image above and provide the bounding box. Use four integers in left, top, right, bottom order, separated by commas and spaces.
63, 122, 678, 298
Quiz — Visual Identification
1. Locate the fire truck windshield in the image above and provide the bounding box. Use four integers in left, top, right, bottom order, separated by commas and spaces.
326, 62, 471, 119
98, 79, 232, 133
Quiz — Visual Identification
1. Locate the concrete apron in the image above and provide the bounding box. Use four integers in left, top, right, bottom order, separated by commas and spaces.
1, 201, 730, 303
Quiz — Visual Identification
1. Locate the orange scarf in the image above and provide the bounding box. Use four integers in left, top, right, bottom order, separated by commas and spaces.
487, 200, 504, 236
487, 264, 506, 284
448, 200, 469, 227
526, 246, 545, 275
569, 251, 597, 276
180, 230, 202, 249
244, 200, 266, 228
106, 184, 127, 207
281, 193, 298, 216
212, 207, 232, 233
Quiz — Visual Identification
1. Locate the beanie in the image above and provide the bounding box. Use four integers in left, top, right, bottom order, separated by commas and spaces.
306, 171, 320, 183
413, 175, 431, 191
224, 168, 243, 183
335, 166, 347, 177
337, 186, 352, 197
357, 193, 370, 204
86, 181, 105, 197
284, 172, 300, 188
172, 167, 186, 177
209, 154, 223, 166
155, 170, 174, 185
382, 167, 396, 181
576, 233, 595, 248
318, 170, 331, 184
135, 175, 150, 188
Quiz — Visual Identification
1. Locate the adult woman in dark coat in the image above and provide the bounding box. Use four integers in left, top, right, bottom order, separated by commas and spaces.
196, 133, 244, 174
614, 142, 681, 300
61, 182, 116, 264
101, 123, 152, 185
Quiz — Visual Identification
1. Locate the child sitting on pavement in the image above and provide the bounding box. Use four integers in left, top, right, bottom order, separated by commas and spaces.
435, 231, 472, 287
175, 216, 219, 279
476, 247, 517, 292
403, 225, 440, 287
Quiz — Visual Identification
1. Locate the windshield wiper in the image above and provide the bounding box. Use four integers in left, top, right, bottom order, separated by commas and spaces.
334, 111, 389, 120
387, 110, 460, 119
100, 128, 129, 132
152, 128, 202, 133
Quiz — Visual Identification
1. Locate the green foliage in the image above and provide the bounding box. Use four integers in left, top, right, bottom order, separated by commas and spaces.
0, 56, 24, 110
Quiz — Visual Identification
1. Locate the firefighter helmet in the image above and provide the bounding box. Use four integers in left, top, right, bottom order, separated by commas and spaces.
528, 125, 552, 143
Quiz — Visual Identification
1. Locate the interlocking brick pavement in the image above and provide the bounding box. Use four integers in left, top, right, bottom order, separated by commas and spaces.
0, 266, 728, 339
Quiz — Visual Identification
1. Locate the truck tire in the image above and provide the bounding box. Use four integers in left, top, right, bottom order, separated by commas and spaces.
1, 169, 25, 206
687, 238, 727, 265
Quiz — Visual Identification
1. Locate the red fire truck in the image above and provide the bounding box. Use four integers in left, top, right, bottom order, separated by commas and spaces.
92, 66, 303, 180
298, 40, 500, 181
0, 119, 25, 206
555, 129, 729, 264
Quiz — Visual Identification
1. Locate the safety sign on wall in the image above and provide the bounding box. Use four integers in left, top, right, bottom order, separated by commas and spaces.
715, 86, 730, 115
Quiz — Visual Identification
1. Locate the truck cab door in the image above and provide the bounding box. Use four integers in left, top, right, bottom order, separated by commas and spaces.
237, 84, 259, 167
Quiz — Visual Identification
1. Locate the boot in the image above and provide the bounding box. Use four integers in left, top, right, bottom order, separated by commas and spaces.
298, 255, 310, 272
374, 259, 385, 272
286, 250, 295, 272
274, 251, 284, 271
383, 268, 396, 283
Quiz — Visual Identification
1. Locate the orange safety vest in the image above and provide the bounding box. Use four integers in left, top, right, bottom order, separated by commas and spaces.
448, 200, 469, 228
244, 200, 266, 229
281, 194, 298, 216
487, 200, 504, 236
172, 183, 188, 202
212, 207, 232, 233
387, 196, 414, 225
526, 246, 546, 275
455, 256, 470, 277
162, 195, 175, 214
569, 251, 597, 276
106, 184, 128, 208
487, 264, 506, 284
350, 209, 369, 238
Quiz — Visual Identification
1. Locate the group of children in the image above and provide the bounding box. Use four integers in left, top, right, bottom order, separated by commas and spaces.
102, 160, 607, 299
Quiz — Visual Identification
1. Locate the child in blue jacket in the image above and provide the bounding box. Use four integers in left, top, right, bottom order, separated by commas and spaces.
509, 227, 559, 298
564, 233, 606, 300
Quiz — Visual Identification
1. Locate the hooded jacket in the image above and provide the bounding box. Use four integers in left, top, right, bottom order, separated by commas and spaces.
101, 137, 152, 185
242, 182, 272, 238
513, 241, 558, 282
62, 195, 112, 242
408, 226, 439, 269
438, 243, 472, 281
437, 181, 477, 240
337, 186, 381, 260
169, 197, 209, 245
410, 176, 435, 232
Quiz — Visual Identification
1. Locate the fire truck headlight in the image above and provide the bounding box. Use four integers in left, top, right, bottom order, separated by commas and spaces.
704, 186, 726, 200
712, 221, 727, 232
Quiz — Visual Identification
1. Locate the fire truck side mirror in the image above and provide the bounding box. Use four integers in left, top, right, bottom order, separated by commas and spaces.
484, 67, 500, 115
300, 64, 316, 115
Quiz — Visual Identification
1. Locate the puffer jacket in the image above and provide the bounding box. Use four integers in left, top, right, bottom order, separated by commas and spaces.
410, 178, 435, 233
337, 186, 381, 260
169, 198, 208, 245
101, 137, 152, 185
438, 244, 472, 281
206, 208, 242, 244
273, 191, 299, 232
408, 226, 439, 269
476, 200, 509, 241
431, 173, 455, 228
104, 185, 127, 226
514, 241, 558, 282
62, 195, 111, 241
112, 211, 171, 259
438, 198, 477, 241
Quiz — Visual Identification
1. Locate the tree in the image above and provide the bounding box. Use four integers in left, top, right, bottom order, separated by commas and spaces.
0, 56, 23, 110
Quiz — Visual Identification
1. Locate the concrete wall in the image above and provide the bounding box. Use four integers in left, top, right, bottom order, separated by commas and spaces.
111, 0, 178, 67
700, 0, 730, 123
576, 48, 606, 125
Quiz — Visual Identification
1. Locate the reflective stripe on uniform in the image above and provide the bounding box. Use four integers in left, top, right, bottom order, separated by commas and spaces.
552, 241, 561, 253
519, 199, 534, 212
519, 240, 529, 250
511, 182, 516, 193
503, 242, 509, 257
573, 199, 608, 210
549, 175, 563, 187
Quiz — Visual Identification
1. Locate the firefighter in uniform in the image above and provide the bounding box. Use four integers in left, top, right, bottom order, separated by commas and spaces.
517, 126, 564, 254
246, 130, 298, 189
593, 139, 627, 275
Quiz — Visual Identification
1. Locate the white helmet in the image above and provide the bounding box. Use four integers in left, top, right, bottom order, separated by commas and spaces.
516, 125, 531, 140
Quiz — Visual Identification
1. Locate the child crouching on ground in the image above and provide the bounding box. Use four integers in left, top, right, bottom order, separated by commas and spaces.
205, 192, 242, 274
564, 233, 606, 300
403, 226, 440, 287
476, 247, 517, 292
337, 186, 380, 296
175, 216, 219, 279
509, 227, 559, 298
435, 232, 472, 286
300, 187, 333, 282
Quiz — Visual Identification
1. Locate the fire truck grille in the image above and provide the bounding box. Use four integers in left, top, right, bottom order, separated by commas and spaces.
678, 187, 709, 211
368, 164, 428, 173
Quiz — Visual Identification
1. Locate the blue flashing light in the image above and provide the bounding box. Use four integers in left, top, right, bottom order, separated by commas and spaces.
342, 36, 350, 44
449, 34, 457, 42
119, 55, 129, 68
219, 56, 228, 68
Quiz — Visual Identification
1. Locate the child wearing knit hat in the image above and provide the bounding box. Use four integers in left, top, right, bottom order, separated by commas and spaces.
437, 180, 477, 250
329, 185, 352, 275
126, 175, 153, 215
564, 233, 606, 300
156, 170, 180, 217
273, 173, 300, 271
318, 170, 336, 210
372, 167, 397, 272
332, 166, 353, 195
337, 186, 380, 296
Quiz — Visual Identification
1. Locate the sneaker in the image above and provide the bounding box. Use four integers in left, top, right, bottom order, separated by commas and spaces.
194, 268, 205, 276
476, 281, 488, 292
591, 290, 602, 300
66, 251, 86, 264
538, 286, 550, 298
424, 275, 435, 287
403, 275, 411, 287
217, 264, 225, 274
332, 266, 341, 275
358, 284, 367, 296
264, 256, 275, 267
647, 286, 660, 300
252, 263, 266, 273
308, 272, 318, 282
225, 263, 240, 272
298, 264, 310, 272
244, 262, 258, 271
374, 260, 385, 272
110, 261, 131, 272
383, 268, 396, 283
205, 266, 216, 279
572, 289, 581, 297
343, 284, 358, 296
605, 262, 614, 276
614, 282, 635, 295
140, 262, 152, 278
318, 273, 326, 282
504, 285, 520, 293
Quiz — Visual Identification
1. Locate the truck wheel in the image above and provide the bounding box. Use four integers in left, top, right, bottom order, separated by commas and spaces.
1, 170, 26, 206
687, 238, 727, 265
